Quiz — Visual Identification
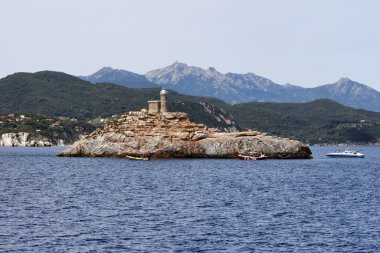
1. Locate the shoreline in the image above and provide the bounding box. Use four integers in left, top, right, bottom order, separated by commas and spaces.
1, 143, 379, 148
311, 143, 380, 147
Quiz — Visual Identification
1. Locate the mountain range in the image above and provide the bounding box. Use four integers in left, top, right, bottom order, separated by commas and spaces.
1, 71, 380, 144
79, 67, 156, 88
80, 62, 380, 112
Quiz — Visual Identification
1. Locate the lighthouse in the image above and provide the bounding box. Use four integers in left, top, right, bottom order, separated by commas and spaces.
160, 88, 168, 113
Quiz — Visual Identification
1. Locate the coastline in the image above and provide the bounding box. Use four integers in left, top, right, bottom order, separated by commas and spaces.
311, 143, 380, 147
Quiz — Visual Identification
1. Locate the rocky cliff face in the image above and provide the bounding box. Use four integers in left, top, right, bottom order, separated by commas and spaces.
0, 132, 54, 147
199, 102, 239, 132
59, 111, 312, 159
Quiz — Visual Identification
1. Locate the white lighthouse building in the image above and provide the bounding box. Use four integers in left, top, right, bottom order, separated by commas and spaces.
160, 88, 168, 113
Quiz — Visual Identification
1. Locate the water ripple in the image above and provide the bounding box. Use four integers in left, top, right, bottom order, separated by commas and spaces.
0, 146, 379, 252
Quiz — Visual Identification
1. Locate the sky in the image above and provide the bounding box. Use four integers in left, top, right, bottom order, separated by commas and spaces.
0, 0, 379, 89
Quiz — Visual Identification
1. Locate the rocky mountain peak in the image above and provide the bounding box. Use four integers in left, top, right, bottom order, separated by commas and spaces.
92, 67, 115, 78
78, 66, 155, 88
332, 77, 373, 90
171, 61, 188, 69
318, 77, 378, 98
83, 66, 143, 81
99, 66, 114, 72
336, 77, 353, 85
146, 62, 208, 85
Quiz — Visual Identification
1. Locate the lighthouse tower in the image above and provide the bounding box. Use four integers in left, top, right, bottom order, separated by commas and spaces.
160, 88, 168, 113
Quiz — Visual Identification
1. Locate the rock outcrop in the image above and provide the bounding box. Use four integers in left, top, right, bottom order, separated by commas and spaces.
59, 110, 312, 159
0, 132, 53, 147
199, 102, 239, 132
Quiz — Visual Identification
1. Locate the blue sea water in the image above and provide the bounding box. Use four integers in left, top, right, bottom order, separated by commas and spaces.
0, 146, 379, 252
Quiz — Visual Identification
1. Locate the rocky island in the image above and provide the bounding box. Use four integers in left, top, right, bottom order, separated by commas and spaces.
59, 89, 312, 159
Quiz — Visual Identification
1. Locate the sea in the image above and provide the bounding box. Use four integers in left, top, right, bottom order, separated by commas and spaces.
0, 146, 379, 252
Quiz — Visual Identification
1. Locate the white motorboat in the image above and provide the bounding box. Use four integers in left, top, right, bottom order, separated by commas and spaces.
238, 153, 267, 160
326, 149, 364, 158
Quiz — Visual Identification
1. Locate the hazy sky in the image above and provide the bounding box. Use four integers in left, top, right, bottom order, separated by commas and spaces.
1, 0, 379, 89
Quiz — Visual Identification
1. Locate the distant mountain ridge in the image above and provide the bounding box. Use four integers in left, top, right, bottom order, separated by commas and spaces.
146, 62, 287, 103
80, 62, 380, 112
79, 67, 156, 88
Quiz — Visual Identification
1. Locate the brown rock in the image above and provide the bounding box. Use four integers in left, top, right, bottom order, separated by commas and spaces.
58, 111, 312, 159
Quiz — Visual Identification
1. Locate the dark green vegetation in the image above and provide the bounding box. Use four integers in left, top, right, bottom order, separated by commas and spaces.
1, 71, 380, 145
225, 99, 380, 145
0, 113, 95, 145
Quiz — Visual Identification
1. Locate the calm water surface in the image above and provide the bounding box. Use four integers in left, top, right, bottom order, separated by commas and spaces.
0, 146, 379, 252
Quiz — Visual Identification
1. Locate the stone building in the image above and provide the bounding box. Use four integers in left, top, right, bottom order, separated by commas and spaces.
148, 89, 168, 113
147, 100, 160, 113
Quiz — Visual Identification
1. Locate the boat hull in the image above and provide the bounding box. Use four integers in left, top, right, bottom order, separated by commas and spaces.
238, 155, 267, 160
326, 153, 364, 158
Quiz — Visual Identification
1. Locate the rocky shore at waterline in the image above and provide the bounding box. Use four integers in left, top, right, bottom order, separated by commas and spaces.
58, 110, 312, 159
0, 132, 59, 147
